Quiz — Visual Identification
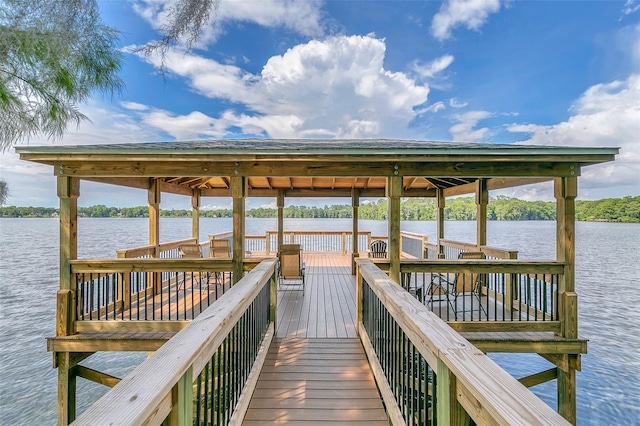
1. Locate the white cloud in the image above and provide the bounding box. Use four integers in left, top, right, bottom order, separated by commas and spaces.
132, 0, 325, 48
133, 35, 431, 138
420, 101, 446, 114
431, 0, 502, 41
449, 98, 469, 108
622, 0, 640, 16
202, 201, 233, 210
449, 110, 493, 141
507, 74, 640, 199
120, 101, 150, 111
410, 54, 455, 79
0, 102, 167, 207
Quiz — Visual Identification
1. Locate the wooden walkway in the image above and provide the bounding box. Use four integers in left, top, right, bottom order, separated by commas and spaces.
244, 338, 388, 425
243, 256, 387, 424
277, 255, 357, 338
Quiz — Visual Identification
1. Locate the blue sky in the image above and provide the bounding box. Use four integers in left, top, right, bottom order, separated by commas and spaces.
1, 0, 639, 209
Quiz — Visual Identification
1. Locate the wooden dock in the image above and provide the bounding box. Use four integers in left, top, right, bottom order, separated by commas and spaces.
244, 338, 387, 425
277, 255, 356, 339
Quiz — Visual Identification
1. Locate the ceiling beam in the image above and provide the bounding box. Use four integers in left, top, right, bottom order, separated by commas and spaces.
443, 177, 553, 197
54, 160, 581, 178
81, 177, 150, 190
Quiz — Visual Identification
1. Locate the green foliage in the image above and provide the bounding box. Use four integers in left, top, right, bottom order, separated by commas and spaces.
0, 179, 7, 206
0, 0, 123, 149
0, 205, 57, 217
1, 196, 639, 222
576, 196, 640, 223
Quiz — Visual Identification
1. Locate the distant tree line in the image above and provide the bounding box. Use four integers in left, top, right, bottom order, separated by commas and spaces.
1, 196, 638, 222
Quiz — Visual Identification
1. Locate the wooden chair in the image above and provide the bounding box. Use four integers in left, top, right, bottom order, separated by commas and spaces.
178, 244, 209, 288
370, 239, 387, 258
210, 239, 231, 258
427, 251, 487, 319
278, 244, 305, 293
179, 244, 202, 259
208, 239, 231, 284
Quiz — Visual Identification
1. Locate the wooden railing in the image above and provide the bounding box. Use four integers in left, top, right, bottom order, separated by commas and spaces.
425, 239, 518, 261
116, 238, 198, 259
71, 259, 278, 425
356, 260, 569, 426
242, 231, 376, 255
236, 230, 427, 258
70, 258, 234, 332
398, 260, 561, 331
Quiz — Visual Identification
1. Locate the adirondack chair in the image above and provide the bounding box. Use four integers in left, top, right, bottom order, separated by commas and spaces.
370, 239, 387, 258
278, 244, 305, 293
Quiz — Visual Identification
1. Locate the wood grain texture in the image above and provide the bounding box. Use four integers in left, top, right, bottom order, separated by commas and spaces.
71, 259, 276, 425
357, 259, 570, 426
245, 338, 387, 424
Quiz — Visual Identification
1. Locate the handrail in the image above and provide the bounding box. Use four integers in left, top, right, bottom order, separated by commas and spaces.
356, 259, 569, 425
425, 239, 518, 260
247, 230, 378, 255
71, 258, 234, 273
71, 258, 278, 425
116, 238, 197, 259
398, 260, 560, 324
70, 258, 236, 330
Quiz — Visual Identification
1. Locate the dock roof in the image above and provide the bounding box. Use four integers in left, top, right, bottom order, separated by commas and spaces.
16, 139, 618, 197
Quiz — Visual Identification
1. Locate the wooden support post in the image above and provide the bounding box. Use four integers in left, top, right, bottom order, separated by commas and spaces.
277, 190, 284, 252
148, 178, 161, 249
437, 359, 470, 426
56, 178, 78, 426
116, 251, 131, 311
352, 188, 360, 275
476, 178, 488, 247
232, 176, 246, 284
356, 265, 363, 333
437, 188, 445, 259
168, 366, 193, 426
149, 179, 161, 292
555, 176, 578, 424
387, 176, 402, 283
270, 274, 277, 329
56, 352, 77, 425
558, 360, 577, 425
191, 188, 200, 240
58, 176, 78, 292
556, 176, 578, 336
56, 290, 73, 337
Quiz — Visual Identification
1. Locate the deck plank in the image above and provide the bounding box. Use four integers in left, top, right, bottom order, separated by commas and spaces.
245, 338, 387, 425
276, 255, 356, 339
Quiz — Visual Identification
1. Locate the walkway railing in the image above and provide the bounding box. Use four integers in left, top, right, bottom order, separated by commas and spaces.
242, 231, 376, 255
116, 238, 198, 259
356, 259, 569, 426
71, 259, 278, 426
398, 260, 561, 329
236, 230, 427, 257
69, 258, 234, 332
425, 239, 518, 260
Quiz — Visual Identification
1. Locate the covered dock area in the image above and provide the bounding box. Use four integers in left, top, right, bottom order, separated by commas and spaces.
16, 139, 617, 425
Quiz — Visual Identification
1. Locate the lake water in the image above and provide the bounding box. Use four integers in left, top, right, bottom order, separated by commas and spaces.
1, 218, 639, 424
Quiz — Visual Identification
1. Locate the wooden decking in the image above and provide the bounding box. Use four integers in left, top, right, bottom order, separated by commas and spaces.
243, 256, 388, 424
277, 255, 357, 339
244, 338, 388, 425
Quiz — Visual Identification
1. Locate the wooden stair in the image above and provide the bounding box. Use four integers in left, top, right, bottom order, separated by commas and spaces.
243, 338, 388, 425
